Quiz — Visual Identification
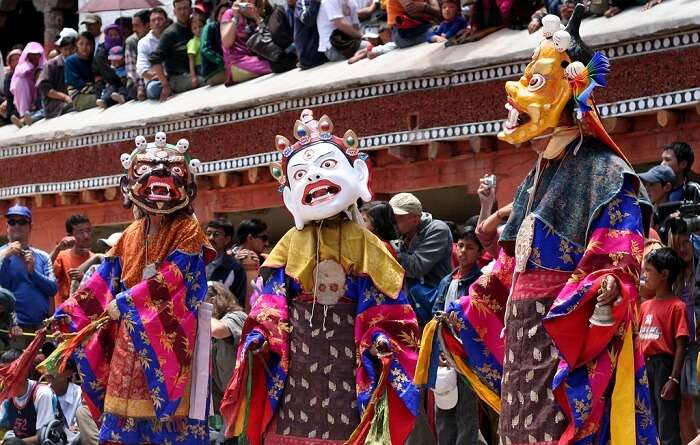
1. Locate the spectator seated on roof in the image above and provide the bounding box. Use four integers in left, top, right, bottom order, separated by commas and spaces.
346, 27, 395, 63
426, 0, 466, 43
65, 32, 98, 111
81, 13, 104, 48
1, 48, 22, 125
93, 24, 125, 107
124, 9, 151, 101
37, 31, 77, 120
200, 1, 228, 84
187, 14, 205, 88
386, 0, 440, 49
115, 16, 133, 38
294, 0, 328, 69
9, 42, 46, 129
96, 45, 132, 108
528, 0, 582, 34
219, 0, 273, 85
448, 0, 540, 45
147, 0, 203, 100
316, 0, 370, 61
137, 7, 168, 99
591, 0, 660, 18
261, 0, 298, 73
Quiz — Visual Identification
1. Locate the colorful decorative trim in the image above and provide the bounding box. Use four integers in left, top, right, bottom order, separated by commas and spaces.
0, 87, 698, 199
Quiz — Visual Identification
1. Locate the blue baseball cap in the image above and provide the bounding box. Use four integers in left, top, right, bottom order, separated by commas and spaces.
639, 165, 676, 185
5, 205, 32, 220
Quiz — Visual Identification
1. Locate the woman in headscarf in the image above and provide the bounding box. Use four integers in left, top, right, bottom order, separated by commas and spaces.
0, 48, 22, 123
92, 23, 124, 107
9, 42, 46, 128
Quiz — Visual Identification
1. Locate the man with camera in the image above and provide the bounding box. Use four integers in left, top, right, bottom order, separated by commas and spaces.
0, 206, 57, 340
662, 142, 700, 204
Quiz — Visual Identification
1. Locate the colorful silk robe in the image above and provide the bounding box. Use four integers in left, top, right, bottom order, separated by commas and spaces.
221, 220, 421, 445
56, 215, 214, 445
420, 138, 657, 445
504, 139, 656, 444
416, 249, 513, 414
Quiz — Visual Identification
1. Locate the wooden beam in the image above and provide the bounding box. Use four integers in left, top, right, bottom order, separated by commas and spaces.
387, 146, 418, 163
603, 116, 632, 134
80, 190, 101, 204
427, 141, 454, 160
56, 193, 79, 206
467, 136, 495, 153
247, 168, 260, 185
211, 172, 229, 189
657, 110, 682, 128
33, 194, 54, 208
103, 187, 119, 201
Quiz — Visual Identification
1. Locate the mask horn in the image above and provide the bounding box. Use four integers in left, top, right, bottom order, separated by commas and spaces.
564, 3, 593, 64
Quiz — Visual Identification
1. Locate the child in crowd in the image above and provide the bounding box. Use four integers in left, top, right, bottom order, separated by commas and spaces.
426, 0, 467, 43
640, 247, 689, 445
187, 14, 205, 89
0, 350, 57, 445
432, 227, 485, 445
97, 45, 131, 108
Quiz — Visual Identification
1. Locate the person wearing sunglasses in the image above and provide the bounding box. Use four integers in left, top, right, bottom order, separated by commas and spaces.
0, 205, 58, 342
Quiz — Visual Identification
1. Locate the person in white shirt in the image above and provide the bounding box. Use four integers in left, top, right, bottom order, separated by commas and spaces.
0, 350, 57, 445
316, 0, 368, 61
136, 7, 168, 86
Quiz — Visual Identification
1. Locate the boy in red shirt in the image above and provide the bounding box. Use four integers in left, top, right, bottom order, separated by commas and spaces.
640, 247, 689, 445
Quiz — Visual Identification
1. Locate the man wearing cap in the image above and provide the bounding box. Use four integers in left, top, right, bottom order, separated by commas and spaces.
0, 206, 57, 335
389, 192, 452, 323
640, 164, 676, 230
81, 13, 103, 51
37, 31, 76, 119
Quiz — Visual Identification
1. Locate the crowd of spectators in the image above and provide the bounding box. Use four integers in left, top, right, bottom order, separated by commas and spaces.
0, 0, 668, 128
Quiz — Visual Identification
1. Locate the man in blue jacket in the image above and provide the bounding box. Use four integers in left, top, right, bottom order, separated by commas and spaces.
0, 205, 57, 337
294, 0, 327, 69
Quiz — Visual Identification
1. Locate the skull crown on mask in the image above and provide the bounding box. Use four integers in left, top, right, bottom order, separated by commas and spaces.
270, 110, 372, 230
119, 133, 201, 216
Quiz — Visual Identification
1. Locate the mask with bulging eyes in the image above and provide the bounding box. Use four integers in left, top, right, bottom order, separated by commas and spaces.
119, 134, 200, 215
270, 110, 372, 230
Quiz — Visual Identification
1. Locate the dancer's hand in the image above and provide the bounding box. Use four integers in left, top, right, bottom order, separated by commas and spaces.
107, 300, 120, 320
597, 275, 620, 306
252, 340, 268, 355
370, 339, 390, 357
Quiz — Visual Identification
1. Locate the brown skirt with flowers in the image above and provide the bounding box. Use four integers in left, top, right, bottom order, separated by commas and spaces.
498, 270, 569, 445
264, 299, 360, 445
